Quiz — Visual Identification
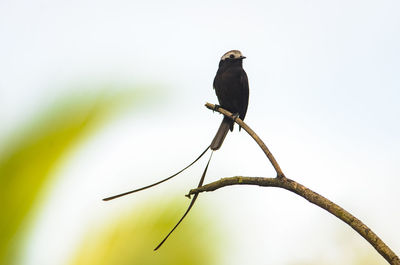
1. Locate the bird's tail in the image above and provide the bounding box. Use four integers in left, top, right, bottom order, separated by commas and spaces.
102, 145, 210, 201
154, 151, 214, 250
210, 116, 232, 150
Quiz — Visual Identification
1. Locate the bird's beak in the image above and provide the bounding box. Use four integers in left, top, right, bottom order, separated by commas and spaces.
240, 56, 246, 59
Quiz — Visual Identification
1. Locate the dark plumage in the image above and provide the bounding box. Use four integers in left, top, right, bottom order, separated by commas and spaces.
210, 50, 249, 150
102, 50, 250, 251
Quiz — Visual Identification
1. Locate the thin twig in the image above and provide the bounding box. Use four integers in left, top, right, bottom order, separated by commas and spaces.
205, 102, 285, 178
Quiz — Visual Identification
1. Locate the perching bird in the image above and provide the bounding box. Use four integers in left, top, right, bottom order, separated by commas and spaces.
210, 50, 249, 150
103, 50, 249, 251
103, 50, 249, 202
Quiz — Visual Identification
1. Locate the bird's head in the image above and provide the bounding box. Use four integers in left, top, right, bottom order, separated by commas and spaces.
221, 50, 246, 61
218, 50, 246, 69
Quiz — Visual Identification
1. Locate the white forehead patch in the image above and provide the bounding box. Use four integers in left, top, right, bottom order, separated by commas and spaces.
221, 50, 243, 60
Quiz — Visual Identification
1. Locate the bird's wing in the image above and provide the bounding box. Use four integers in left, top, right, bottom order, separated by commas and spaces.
240, 70, 249, 121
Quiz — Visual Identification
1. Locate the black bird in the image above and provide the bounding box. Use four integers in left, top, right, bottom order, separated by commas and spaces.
211, 50, 249, 150
103, 50, 249, 251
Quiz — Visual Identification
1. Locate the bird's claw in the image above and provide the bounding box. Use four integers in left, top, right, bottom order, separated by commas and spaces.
231, 113, 240, 122
213, 104, 220, 112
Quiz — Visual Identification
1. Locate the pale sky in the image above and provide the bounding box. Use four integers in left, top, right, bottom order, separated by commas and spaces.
1, 1, 399, 264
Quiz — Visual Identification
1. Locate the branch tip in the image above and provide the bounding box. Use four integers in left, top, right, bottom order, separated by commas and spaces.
205, 102, 285, 177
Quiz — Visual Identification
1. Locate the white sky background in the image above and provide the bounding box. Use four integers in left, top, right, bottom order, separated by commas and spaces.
1, 0, 400, 264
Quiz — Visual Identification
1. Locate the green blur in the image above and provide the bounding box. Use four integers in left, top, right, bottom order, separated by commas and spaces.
0, 87, 145, 265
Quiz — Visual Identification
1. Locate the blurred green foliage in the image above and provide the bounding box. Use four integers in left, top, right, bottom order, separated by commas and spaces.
69, 199, 218, 265
0, 88, 145, 265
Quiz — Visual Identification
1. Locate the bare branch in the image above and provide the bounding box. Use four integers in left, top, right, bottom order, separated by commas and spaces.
199, 103, 400, 265
188, 176, 399, 265
205, 102, 285, 178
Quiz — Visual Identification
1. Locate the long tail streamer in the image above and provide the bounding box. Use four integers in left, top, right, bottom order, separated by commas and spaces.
103, 145, 210, 201
154, 151, 214, 251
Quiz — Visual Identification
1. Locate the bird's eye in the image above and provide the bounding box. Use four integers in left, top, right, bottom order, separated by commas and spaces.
229, 54, 235, 59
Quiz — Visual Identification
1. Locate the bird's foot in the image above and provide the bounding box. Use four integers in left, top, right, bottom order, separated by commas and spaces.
231, 113, 240, 122
213, 104, 220, 112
